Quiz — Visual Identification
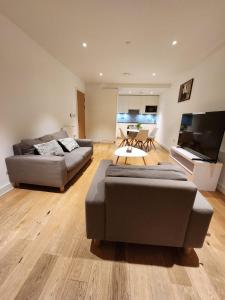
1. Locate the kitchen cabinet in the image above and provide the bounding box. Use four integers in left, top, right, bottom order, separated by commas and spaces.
117, 95, 159, 113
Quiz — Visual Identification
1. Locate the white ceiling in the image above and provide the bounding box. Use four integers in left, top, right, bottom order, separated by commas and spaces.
0, 0, 225, 84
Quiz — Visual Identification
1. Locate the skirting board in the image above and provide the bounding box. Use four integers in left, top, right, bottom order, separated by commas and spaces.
0, 182, 13, 197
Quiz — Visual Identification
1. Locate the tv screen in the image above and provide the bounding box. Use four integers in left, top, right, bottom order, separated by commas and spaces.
145, 105, 157, 113
178, 110, 225, 162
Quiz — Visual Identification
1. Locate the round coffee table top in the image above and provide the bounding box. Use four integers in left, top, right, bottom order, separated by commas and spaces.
115, 146, 147, 158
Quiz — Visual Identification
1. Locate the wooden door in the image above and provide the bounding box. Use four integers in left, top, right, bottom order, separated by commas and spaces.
77, 90, 86, 138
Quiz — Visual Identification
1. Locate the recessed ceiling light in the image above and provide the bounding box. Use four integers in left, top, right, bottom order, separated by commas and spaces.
172, 40, 178, 46
99, 72, 103, 76
152, 73, 156, 77
82, 42, 87, 48
123, 72, 131, 76
129, 90, 132, 94
150, 91, 154, 95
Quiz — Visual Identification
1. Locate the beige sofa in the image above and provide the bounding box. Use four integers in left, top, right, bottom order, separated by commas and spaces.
85, 160, 213, 250
5, 130, 93, 191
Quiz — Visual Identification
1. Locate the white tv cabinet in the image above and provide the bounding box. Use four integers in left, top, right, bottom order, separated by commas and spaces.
170, 146, 223, 191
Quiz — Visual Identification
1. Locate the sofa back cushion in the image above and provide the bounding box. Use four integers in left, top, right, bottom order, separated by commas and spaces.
20, 138, 43, 155
105, 164, 187, 181
105, 176, 196, 247
14, 130, 68, 155
52, 130, 68, 140
34, 140, 64, 156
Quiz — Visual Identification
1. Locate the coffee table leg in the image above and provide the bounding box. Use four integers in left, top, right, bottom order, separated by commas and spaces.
143, 157, 146, 165
116, 156, 119, 164
125, 157, 127, 164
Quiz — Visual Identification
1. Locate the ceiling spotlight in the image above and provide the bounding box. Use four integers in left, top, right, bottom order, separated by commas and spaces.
152, 73, 156, 77
82, 42, 87, 48
129, 90, 132, 94
150, 91, 154, 95
99, 72, 103, 76
172, 40, 177, 46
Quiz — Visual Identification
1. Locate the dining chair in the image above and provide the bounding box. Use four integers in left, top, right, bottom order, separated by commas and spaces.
144, 127, 158, 151
133, 129, 149, 150
118, 128, 130, 147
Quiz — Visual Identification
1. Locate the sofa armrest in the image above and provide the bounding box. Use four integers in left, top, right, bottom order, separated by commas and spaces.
85, 160, 112, 240
104, 177, 197, 246
5, 155, 67, 188
76, 139, 93, 148
183, 191, 213, 248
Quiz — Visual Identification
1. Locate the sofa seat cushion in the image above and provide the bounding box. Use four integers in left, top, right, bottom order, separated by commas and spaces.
105, 164, 187, 181
64, 147, 92, 171
74, 147, 92, 158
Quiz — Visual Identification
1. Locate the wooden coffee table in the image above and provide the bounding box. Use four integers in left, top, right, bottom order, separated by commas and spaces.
114, 146, 147, 165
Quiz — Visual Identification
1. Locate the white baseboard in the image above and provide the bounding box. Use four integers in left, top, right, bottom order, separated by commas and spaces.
217, 183, 225, 195
0, 182, 13, 197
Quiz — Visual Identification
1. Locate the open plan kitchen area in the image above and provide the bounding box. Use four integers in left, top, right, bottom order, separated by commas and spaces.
116, 87, 161, 152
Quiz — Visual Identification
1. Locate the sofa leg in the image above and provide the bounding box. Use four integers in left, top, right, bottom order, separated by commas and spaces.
59, 186, 65, 192
184, 247, 193, 255
93, 239, 101, 247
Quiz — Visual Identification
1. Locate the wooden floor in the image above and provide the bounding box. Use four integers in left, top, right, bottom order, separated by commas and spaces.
0, 142, 225, 300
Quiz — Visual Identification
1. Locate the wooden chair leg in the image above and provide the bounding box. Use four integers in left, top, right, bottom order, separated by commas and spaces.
60, 186, 65, 192
150, 139, 156, 150
183, 247, 193, 255
125, 139, 130, 146
153, 141, 156, 150
119, 139, 125, 147
93, 239, 101, 247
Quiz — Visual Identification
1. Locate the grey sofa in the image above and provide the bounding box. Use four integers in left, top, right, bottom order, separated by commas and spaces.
5, 130, 93, 192
85, 160, 213, 250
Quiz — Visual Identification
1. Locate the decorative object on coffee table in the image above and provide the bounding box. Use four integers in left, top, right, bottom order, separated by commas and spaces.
178, 78, 194, 102
126, 146, 132, 153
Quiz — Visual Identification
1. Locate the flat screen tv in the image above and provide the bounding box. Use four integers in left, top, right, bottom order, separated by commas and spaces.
178, 110, 225, 162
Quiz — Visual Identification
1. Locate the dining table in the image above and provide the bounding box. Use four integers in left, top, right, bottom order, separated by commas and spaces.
127, 128, 139, 133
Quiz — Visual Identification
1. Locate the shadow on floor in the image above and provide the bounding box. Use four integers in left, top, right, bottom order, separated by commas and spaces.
90, 240, 199, 268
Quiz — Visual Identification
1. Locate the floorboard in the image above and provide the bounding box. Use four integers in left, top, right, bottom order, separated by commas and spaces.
0, 142, 224, 300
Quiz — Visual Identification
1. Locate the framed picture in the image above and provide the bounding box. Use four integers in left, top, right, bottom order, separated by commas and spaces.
178, 78, 194, 102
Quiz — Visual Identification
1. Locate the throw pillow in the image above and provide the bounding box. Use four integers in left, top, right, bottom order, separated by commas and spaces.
34, 140, 64, 156
58, 137, 80, 152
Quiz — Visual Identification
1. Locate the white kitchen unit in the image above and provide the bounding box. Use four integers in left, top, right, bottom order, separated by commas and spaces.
170, 146, 223, 191
117, 95, 159, 114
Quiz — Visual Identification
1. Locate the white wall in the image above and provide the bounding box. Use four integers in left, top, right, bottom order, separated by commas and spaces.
85, 84, 117, 143
157, 44, 225, 193
0, 13, 85, 195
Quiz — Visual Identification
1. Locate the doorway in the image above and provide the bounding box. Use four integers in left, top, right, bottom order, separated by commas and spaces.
77, 90, 86, 138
